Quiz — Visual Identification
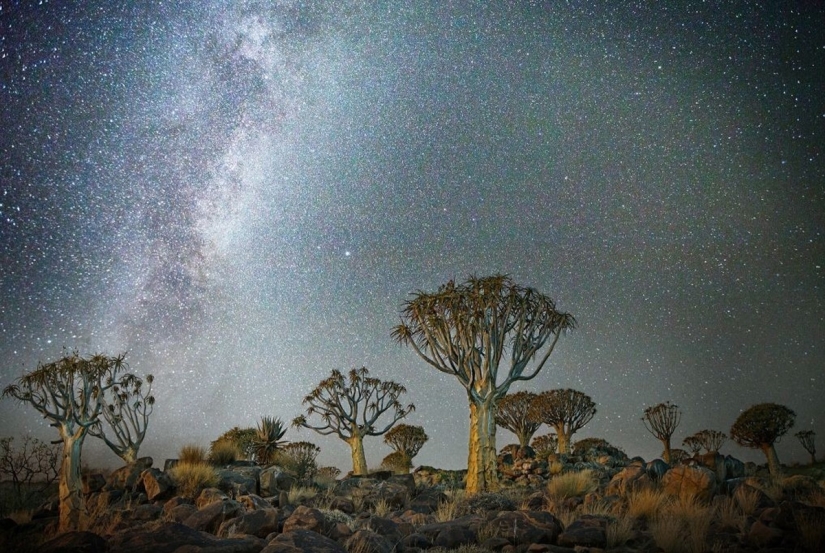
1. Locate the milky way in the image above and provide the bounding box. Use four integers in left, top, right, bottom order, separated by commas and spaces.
1, 1, 823, 471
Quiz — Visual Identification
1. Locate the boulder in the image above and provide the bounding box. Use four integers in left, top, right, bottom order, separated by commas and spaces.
462, 492, 517, 514
217, 508, 280, 538
345, 529, 394, 553
416, 515, 482, 549
259, 466, 295, 496
217, 468, 258, 496
696, 452, 727, 482
646, 458, 669, 480
606, 464, 653, 496
557, 515, 608, 549
281, 505, 330, 535
237, 494, 273, 511
261, 529, 346, 553
183, 499, 243, 535
662, 465, 717, 501
724, 455, 745, 479
481, 510, 563, 545
40, 531, 107, 553
106, 457, 153, 491
142, 468, 175, 501
195, 488, 230, 509
82, 473, 106, 494
107, 522, 220, 553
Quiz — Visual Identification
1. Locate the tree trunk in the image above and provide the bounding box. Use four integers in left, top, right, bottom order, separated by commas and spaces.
554, 425, 570, 455
661, 437, 672, 464
120, 446, 138, 465
466, 398, 498, 494
348, 435, 368, 476
811, 452, 817, 466
58, 428, 86, 533
761, 443, 782, 478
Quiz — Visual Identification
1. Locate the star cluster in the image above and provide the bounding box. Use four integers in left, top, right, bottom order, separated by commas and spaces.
1, 1, 823, 470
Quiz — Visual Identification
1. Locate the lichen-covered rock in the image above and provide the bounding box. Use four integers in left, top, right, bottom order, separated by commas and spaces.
183, 499, 243, 535
142, 468, 175, 501
195, 488, 229, 510
557, 515, 608, 549
281, 505, 330, 535
481, 510, 562, 545
661, 465, 717, 501
217, 508, 280, 538
605, 464, 653, 496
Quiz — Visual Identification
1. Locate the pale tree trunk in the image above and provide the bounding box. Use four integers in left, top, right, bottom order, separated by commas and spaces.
761, 443, 783, 478
120, 446, 138, 465
348, 435, 368, 476
554, 425, 571, 455
466, 398, 498, 494
661, 437, 672, 464
58, 427, 87, 533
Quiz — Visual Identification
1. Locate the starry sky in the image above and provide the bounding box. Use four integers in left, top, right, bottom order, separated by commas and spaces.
1, 1, 823, 472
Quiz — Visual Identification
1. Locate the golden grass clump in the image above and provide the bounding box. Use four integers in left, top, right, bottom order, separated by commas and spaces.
546, 469, 598, 500
435, 490, 466, 522
625, 487, 668, 521
796, 507, 825, 552
287, 484, 318, 504
605, 515, 636, 549
178, 444, 208, 465
208, 441, 240, 466
649, 495, 713, 553
168, 462, 220, 498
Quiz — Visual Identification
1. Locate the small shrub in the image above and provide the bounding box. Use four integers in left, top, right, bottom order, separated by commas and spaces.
314, 466, 341, 488
178, 444, 208, 465
435, 493, 465, 522
287, 484, 318, 504
714, 495, 744, 531
276, 441, 320, 482
371, 498, 392, 517
546, 469, 598, 500
381, 450, 412, 474
169, 462, 219, 497
208, 441, 239, 466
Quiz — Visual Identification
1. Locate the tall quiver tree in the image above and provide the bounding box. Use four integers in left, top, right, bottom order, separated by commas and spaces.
495, 391, 541, 448
393, 275, 575, 493
293, 367, 413, 476
527, 389, 596, 454
88, 373, 154, 464
795, 430, 816, 465
642, 401, 682, 464
730, 403, 795, 477
2, 352, 129, 532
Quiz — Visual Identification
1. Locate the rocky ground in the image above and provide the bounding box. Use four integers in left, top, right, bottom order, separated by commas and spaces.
1, 447, 824, 553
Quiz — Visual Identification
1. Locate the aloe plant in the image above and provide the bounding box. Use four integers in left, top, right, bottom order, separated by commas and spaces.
252, 416, 287, 465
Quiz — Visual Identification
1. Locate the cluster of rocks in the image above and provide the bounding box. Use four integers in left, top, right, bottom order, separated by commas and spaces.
2, 452, 823, 553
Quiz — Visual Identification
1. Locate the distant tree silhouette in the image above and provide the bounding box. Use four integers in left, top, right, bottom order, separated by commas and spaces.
794, 430, 816, 465
642, 401, 681, 464
682, 435, 703, 455
2, 352, 132, 532
383, 424, 428, 473
495, 391, 541, 448
293, 367, 413, 475
0, 435, 60, 510
694, 429, 727, 453
528, 389, 596, 454
730, 402, 795, 477
88, 373, 154, 464
393, 274, 574, 493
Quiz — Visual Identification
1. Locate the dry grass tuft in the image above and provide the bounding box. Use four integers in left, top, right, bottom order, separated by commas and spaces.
648, 494, 713, 553
734, 486, 762, 516
168, 462, 219, 498
626, 487, 667, 521
546, 469, 598, 500
714, 496, 744, 531
178, 444, 208, 465
287, 484, 318, 504
371, 498, 392, 517
435, 491, 466, 522
796, 508, 825, 552
606, 515, 636, 549
208, 441, 239, 466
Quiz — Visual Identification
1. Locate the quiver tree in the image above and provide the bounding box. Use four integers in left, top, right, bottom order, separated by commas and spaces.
2, 352, 130, 531
527, 388, 596, 454
495, 391, 541, 448
682, 435, 703, 455
531, 433, 558, 458
393, 274, 574, 493
693, 429, 727, 453
252, 417, 287, 465
642, 401, 681, 464
383, 423, 429, 473
730, 402, 795, 477
88, 373, 154, 464
795, 430, 816, 465
293, 367, 414, 476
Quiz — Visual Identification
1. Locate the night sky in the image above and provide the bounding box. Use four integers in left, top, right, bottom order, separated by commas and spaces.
1, 1, 823, 472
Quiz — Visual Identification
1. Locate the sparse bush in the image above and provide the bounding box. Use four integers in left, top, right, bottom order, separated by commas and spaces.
208, 440, 240, 466
178, 444, 208, 465
169, 462, 219, 498
276, 441, 320, 482
0, 435, 60, 513
381, 450, 412, 474
314, 466, 341, 488
211, 427, 256, 460
546, 469, 598, 500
